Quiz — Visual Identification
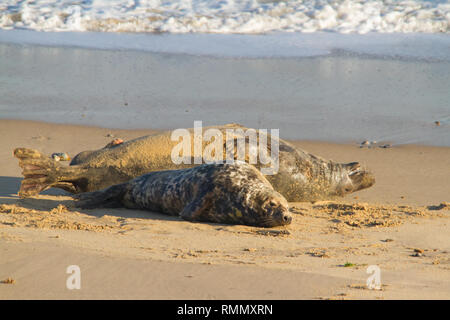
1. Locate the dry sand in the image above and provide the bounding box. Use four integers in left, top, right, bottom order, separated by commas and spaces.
0, 119, 449, 299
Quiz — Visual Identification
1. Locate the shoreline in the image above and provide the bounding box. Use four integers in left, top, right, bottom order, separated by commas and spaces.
2, 30, 450, 61
1, 117, 448, 148
1, 42, 449, 147
3, 117, 447, 146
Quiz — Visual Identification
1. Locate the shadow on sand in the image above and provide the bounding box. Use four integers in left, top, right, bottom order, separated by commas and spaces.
0, 176, 181, 223
0, 176, 22, 197
0, 176, 69, 197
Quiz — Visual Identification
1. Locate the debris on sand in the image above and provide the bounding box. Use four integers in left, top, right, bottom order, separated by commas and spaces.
1, 277, 15, 284
254, 229, 290, 237
360, 140, 370, 147
360, 140, 393, 149
307, 248, 330, 258
427, 202, 449, 211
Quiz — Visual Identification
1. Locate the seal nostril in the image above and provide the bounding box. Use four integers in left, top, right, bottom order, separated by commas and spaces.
283, 215, 291, 223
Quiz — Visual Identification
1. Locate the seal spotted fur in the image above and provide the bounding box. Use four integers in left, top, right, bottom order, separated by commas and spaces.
75, 162, 292, 228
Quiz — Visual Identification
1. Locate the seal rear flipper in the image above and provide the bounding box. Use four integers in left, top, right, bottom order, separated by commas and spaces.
74, 183, 128, 209
14, 148, 83, 198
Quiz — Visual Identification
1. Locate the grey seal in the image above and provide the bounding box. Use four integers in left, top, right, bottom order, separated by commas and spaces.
75, 162, 292, 228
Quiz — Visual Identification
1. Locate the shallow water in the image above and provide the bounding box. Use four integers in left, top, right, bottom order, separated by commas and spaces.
0, 39, 448, 146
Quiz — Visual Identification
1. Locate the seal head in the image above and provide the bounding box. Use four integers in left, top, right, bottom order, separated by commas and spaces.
258, 191, 292, 227
331, 162, 375, 196
180, 163, 293, 227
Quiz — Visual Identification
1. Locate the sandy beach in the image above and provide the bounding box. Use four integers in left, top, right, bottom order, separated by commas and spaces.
0, 119, 448, 299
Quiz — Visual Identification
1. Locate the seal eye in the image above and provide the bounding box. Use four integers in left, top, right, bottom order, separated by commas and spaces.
269, 201, 277, 207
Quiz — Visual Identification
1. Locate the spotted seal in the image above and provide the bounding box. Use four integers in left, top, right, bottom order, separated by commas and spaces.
75, 162, 292, 228
14, 124, 375, 201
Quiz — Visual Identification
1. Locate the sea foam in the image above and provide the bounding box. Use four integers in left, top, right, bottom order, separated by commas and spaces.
0, 0, 449, 34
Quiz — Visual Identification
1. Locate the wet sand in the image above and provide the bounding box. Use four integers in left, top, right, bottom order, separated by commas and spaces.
0, 119, 449, 299
1, 42, 449, 146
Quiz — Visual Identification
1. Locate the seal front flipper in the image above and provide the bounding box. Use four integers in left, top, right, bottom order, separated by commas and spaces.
14, 148, 88, 198
179, 198, 213, 223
